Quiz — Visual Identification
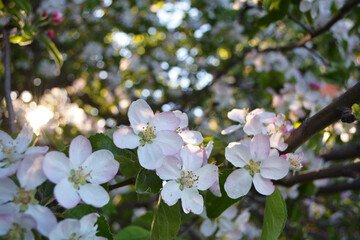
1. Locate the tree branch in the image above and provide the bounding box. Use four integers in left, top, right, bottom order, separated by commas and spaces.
302, 46, 330, 67
317, 178, 360, 195
109, 177, 136, 191
287, 13, 314, 34
2, 28, 15, 134
283, 82, 360, 154
321, 144, 360, 161
278, 162, 360, 187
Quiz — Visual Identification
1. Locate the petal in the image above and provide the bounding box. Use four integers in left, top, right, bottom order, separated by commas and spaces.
181, 188, 203, 214
221, 205, 238, 220
196, 164, 218, 191
25, 146, 49, 156
78, 184, 109, 208
179, 130, 203, 145
154, 131, 183, 156
137, 144, 164, 170
0, 202, 20, 215
260, 156, 290, 180
0, 178, 17, 204
156, 156, 181, 180
69, 135, 92, 169
17, 154, 47, 190
257, 111, 276, 124
228, 109, 247, 124
161, 181, 181, 206
204, 141, 214, 161
243, 117, 264, 136
43, 151, 71, 183
224, 169, 252, 199
14, 124, 33, 154
209, 180, 221, 197
0, 161, 20, 178
49, 219, 80, 240
270, 132, 288, 151
128, 99, 154, 133
54, 178, 80, 209
221, 124, 242, 135
250, 134, 270, 161
16, 214, 37, 230
82, 150, 119, 184
113, 127, 140, 149
26, 205, 57, 237
153, 112, 180, 132
0, 214, 13, 235
200, 219, 218, 237
225, 142, 250, 168
181, 145, 203, 172
173, 110, 188, 129
253, 173, 275, 195
80, 213, 99, 236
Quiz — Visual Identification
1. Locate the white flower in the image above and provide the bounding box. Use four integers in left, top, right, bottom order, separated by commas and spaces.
216, 209, 250, 240
224, 134, 290, 198
221, 108, 248, 135
113, 99, 183, 170
173, 110, 203, 145
49, 213, 106, 240
0, 212, 36, 240
43, 135, 119, 209
157, 145, 218, 214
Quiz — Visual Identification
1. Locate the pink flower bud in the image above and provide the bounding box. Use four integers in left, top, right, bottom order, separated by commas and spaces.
42, 10, 47, 18
52, 11, 64, 25
280, 154, 287, 159
47, 30, 55, 39
309, 82, 320, 91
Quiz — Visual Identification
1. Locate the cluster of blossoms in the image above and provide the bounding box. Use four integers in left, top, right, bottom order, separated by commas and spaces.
0, 125, 119, 239
113, 99, 219, 214
222, 107, 303, 198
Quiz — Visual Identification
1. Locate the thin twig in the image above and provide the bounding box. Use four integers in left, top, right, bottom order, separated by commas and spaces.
302, 45, 331, 67
3, 28, 15, 134
109, 177, 136, 191
317, 178, 360, 195
287, 13, 314, 34
321, 144, 360, 161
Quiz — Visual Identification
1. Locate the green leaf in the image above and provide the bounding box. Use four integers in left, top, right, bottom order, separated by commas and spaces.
14, 0, 31, 16
135, 169, 162, 194
115, 226, 150, 240
133, 212, 154, 230
205, 169, 244, 219
150, 198, 181, 240
260, 187, 287, 240
258, 0, 290, 28
352, 103, 360, 120
263, 0, 273, 11
38, 35, 63, 69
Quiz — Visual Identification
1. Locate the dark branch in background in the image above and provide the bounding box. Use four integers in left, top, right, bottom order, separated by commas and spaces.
302, 46, 330, 67
3, 29, 15, 134
109, 177, 136, 191
282, 82, 360, 154
278, 162, 360, 187
317, 178, 360, 195
260, 0, 359, 52
321, 144, 360, 161
287, 13, 314, 34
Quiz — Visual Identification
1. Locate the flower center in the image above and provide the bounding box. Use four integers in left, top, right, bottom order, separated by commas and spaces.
7, 223, 26, 240
68, 232, 80, 240
138, 122, 156, 147
176, 171, 199, 191
244, 159, 261, 176
68, 167, 92, 190
0, 140, 19, 168
13, 188, 38, 212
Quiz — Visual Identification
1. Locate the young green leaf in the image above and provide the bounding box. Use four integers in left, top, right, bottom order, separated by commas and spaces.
115, 226, 150, 240
135, 169, 162, 194
38, 35, 63, 69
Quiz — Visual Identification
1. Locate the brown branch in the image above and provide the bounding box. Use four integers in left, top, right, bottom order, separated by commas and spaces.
302, 46, 330, 67
109, 177, 136, 191
321, 144, 360, 161
287, 13, 314, 34
283, 82, 360, 154
317, 178, 360, 195
278, 162, 360, 187
2, 28, 15, 134
260, 0, 359, 53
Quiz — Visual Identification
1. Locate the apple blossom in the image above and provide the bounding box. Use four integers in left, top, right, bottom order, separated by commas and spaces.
216, 209, 250, 240
221, 108, 248, 135
52, 11, 64, 24
113, 99, 183, 170
49, 213, 106, 240
284, 152, 304, 171
43, 135, 119, 209
173, 110, 203, 145
224, 134, 290, 198
0, 213, 36, 240
157, 145, 218, 214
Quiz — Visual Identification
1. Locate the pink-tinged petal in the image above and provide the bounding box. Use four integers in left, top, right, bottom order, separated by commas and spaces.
204, 141, 214, 160
181, 145, 203, 172
270, 132, 288, 151
224, 169, 252, 199
113, 127, 140, 149
69, 136, 92, 169
0, 161, 20, 178
221, 124, 242, 135
222, 205, 238, 220
17, 214, 37, 230
154, 131, 183, 156
0, 214, 13, 235
43, 151, 71, 183
209, 180, 221, 197
260, 156, 290, 180
17, 154, 47, 190
173, 110, 188, 129
228, 109, 247, 124
252, 173, 275, 196
82, 150, 119, 184
14, 124, 33, 154
200, 219, 218, 237
128, 99, 154, 133
137, 144, 164, 170
79, 213, 99, 236
78, 184, 109, 208
26, 205, 57, 237
54, 178, 80, 209
258, 111, 276, 124
235, 210, 250, 232
156, 156, 181, 180
0, 177, 17, 204
153, 112, 180, 132
243, 117, 264, 136
179, 130, 203, 145
25, 146, 49, 156
161, 181, 181, 206
250, 134, 270, 161
196, 164, 218, 191
225, 142, 250, 168
181, 188, 203, 214
49, 219, 80, 240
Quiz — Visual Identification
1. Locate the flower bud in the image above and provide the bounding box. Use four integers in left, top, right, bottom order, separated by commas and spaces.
52, 11, 64, 25
46, 30, 55, 39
